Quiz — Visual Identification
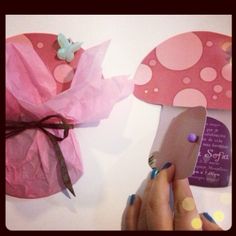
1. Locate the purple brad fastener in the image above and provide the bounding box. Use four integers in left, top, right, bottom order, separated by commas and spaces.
187, 133, 198, 143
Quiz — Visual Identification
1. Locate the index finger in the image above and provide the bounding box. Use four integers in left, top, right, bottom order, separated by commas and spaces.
146, 163, 175, 230
172, 178, 201, 230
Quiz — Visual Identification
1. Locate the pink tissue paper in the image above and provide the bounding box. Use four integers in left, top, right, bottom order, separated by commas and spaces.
6, 33, 134, 198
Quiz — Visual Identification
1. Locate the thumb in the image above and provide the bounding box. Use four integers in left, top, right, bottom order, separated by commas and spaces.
200, 212, 223, 231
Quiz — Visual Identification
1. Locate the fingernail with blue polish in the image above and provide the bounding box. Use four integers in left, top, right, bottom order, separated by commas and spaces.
203, 212, 216, 223
128, 194, 136, 205
161, 162, 172, 170
150, 168, 159, 179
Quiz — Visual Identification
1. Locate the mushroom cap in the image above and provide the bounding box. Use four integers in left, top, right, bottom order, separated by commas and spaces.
133, 31, 231, 110
7, 33, 84, 93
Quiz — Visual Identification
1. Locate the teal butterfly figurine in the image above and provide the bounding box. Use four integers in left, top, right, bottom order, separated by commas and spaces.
57, 33, 82, 62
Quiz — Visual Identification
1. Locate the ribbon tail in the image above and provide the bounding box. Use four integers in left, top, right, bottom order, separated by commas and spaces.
5, 127, 27, 139
47, 133, 76, 197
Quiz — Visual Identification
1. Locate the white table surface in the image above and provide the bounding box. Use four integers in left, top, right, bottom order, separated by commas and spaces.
6, 15, 232, 230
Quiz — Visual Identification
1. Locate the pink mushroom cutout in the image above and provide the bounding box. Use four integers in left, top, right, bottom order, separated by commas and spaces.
133, 31, 231, 187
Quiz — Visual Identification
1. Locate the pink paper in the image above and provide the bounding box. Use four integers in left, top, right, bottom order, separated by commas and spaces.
133, 31, 231, 110
6, 37, 134, 198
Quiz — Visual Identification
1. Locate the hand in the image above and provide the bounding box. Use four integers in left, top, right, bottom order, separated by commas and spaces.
122, 163, 223, 230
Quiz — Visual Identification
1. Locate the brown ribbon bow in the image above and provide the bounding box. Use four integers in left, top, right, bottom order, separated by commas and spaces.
5, 115, 76, 197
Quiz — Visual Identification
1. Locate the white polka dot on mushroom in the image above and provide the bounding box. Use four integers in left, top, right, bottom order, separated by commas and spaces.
149, 59, 157, 66
213, 85, 223, 93
155, 32, 203, 71
173, 89, 207, 107
221, 63, 231, 81
206, 41, 213, 47
53, 64, 74, 83
182, 77, 191, 84
37, 42, 44, 48
225, 90, 231, 98
212, 95, 218, 100
144, 90, 148, 94
134, 64, 152, 85
200, 67, 217, 82
154, 88, 159, 92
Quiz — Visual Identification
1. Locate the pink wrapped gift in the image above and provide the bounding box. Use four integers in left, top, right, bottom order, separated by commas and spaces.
6, 33, 134, 198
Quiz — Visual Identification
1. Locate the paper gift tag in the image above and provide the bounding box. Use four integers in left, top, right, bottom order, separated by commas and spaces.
151, 106, 207, 179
